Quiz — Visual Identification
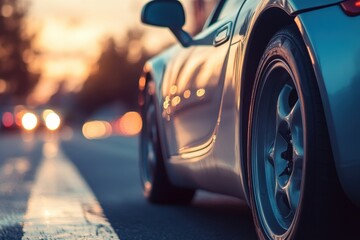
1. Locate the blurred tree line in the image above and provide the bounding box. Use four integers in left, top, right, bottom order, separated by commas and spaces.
67, 30, 151, 121
0, 0, 38, 103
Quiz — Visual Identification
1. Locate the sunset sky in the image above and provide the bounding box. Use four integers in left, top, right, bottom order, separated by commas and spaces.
26, 0, 180, 105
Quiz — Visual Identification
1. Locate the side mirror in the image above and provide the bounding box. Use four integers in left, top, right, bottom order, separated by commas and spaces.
141, 1, 192, 47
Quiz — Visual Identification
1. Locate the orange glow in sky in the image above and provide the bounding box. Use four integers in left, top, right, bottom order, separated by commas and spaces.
26, 0, 151, 104
25, 0, 210, 105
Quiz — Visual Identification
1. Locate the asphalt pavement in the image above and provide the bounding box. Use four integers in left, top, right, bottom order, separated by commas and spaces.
0, 130, 257, 240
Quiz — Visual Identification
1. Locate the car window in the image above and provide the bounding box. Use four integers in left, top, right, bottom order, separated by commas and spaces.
216, 0, 242, 21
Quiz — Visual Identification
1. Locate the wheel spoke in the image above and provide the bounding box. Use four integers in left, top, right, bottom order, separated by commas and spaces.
285, 168, 301, 211
276, 84, 293, 141
292, 138, 304, 166
273, 134, 288, 179
278, 166, 290, 177
289, 100, 301, 124
265, 143, 277, 201
288, 140, 303, 210
288, 99, 303, 212
277, 84, 293, 118
275, 180, 291, 218
275, 181, 284, 204
288, 100, 303, 144
267, 144, 275, 167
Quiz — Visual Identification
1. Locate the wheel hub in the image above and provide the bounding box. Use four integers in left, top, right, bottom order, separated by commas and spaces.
275, 127, 294, 188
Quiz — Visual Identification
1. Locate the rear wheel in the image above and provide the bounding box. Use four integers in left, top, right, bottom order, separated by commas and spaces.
140, 83, 195, 204
248, 25, 348, 239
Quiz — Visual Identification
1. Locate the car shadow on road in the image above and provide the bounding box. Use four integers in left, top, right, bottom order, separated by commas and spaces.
103, 192, 257, 240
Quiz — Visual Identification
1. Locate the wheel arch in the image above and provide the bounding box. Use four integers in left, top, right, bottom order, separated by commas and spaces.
140, 65, 173, 164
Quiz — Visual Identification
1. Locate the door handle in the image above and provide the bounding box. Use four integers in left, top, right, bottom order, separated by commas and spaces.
213, 23, 231, 46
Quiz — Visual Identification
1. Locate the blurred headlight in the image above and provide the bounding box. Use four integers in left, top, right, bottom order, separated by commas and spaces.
45, 112, 61, 131
22, 112, 38, 131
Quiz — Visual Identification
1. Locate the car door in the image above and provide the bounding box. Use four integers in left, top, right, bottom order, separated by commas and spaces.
162, 0, 245, 156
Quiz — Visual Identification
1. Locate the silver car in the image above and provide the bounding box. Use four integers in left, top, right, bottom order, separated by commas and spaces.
139, 0, 360, 239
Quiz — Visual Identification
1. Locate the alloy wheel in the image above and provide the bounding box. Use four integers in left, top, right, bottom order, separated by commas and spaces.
251, 60, 304, 238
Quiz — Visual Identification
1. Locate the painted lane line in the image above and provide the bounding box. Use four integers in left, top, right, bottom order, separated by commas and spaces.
0, 157, 32, 237
22, 141, 120, 240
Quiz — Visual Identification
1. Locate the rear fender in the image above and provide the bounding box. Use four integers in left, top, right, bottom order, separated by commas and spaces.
296, 5, 360, 206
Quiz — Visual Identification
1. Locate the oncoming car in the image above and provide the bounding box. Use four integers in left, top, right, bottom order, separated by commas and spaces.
139, 0, 360, 239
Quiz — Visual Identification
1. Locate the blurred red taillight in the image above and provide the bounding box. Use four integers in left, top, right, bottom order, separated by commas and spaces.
341, 0, 360, 16
2, 112, 14, 128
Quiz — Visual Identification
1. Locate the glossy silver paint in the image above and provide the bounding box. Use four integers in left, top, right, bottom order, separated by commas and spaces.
141, 0, 360, 206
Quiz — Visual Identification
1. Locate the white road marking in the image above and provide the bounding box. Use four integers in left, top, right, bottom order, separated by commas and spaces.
22, 140, 120, 240
0, 157, 31, 232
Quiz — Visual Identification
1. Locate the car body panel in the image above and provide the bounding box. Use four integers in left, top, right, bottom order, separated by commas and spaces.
161, 5, 242, 157
288, 0, 342, 12
296, 5, 360, 206
230, 0, 343, 44
159, 1, 247, 197
166, 42, 246, 198
141, 0, 360, 206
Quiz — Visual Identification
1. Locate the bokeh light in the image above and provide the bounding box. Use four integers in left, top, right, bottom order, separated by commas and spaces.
22, 112, 38, 131
116, 111, 142, 136
1, 4, 13, 18
139, 76, 146, 91
82, 121, 112, 139
196, 88, 206, 97
2, 112, 14, 128
171, 96, 181, 107
183, 90, 191, 99
14, 106, 26, 127
45, 112, 61, 131
0, 79, 7, 93
42, 109, 54, 120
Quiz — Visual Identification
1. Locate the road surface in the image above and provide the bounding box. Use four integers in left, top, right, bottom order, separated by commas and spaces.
0, 130, 257, 239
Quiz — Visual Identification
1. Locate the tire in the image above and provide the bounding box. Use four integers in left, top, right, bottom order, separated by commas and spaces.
247, 25, 349, 239
140, 83, 195, 204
